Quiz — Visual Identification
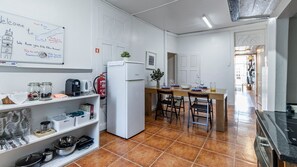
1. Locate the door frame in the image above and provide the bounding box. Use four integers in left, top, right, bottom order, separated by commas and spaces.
167, 52, 178, 84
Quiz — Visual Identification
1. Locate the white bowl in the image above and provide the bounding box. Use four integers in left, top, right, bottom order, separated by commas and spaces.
180, 84, 191, 89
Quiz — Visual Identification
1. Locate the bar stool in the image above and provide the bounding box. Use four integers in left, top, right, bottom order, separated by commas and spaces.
187, 92, 212, 132
156, 89, 178, 123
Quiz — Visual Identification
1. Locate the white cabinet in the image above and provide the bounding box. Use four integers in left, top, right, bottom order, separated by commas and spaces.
0, 94, 100, 167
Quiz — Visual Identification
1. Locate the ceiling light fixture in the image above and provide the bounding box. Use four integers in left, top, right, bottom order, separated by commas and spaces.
202, 15, 212, 28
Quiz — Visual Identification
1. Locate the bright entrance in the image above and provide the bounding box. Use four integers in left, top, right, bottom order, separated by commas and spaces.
234, 45, 265, 110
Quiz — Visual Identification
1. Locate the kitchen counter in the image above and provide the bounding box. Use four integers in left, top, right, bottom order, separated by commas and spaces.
256, 110, 297, 164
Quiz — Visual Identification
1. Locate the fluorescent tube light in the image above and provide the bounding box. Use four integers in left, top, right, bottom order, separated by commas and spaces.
202, 15, 212, 28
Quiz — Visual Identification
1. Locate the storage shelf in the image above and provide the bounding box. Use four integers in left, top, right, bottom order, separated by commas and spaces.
0, 118, 99, 155
0, 94, 99, 112
41, 144, 98, 167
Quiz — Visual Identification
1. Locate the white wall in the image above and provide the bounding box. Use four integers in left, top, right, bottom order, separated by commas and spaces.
167, 32, 178, 54
0, 0, 94, 94
275, 18, 289, 111
265, 18, 289, 111
177, 31, 235, 104
130, 18, 165, 86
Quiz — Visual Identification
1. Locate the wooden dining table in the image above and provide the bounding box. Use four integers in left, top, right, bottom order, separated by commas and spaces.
145, 87, 228, 132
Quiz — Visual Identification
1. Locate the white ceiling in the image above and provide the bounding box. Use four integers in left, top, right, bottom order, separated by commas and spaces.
105, 0, 272, 34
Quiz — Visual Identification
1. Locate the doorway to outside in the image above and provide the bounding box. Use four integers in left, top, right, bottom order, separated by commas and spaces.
234, 45, 265, 110
167, 52, 177, 85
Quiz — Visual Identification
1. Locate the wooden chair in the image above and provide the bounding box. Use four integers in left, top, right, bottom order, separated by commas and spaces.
187, 92, 212, 132
156, 89, 179, 123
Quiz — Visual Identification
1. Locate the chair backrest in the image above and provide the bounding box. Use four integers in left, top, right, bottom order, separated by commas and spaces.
188, 92, 210, 106
157, 89, 173, 101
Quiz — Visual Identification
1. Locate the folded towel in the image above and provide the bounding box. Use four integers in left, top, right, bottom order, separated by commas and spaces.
52, 94, 68, 98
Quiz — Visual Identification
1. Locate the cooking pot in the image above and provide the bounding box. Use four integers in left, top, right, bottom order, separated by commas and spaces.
42, 148, 54, 162
15, 153, 43, 167
53, 136, 78, 156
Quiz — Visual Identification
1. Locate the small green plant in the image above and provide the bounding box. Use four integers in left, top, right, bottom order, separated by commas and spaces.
150, 68, 164, 88
150, 68, 164, 81
121, 51, 131, 58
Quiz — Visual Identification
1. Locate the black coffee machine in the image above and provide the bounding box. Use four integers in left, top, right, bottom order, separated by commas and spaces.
65, 79, 81, 96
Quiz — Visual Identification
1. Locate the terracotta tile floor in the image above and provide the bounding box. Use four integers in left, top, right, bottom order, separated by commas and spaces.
66, 94, 257, 167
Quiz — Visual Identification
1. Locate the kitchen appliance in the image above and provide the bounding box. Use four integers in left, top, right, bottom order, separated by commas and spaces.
80, 80, 92, 93
53, 136, 78, 156
107, 61, 145, 139
65, 79, 81, 96
15, 153, 43, 167
255, 119, 277, 167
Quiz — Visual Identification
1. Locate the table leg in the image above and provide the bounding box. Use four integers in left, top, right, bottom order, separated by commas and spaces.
216, 99, 225, 132
225, 97, 228, 122
145, 92, 152, 116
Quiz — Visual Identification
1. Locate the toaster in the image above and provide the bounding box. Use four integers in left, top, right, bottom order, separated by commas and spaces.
65, 79, 81, 96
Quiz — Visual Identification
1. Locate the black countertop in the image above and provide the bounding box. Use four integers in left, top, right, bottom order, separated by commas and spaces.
256, 110, 297, 164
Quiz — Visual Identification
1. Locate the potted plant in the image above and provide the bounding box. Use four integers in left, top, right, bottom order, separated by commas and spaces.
121, 51, 130, 61
150, 68, 164, 88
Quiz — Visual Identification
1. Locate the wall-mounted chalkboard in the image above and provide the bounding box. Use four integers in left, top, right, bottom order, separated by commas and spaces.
0, 11, 64, 64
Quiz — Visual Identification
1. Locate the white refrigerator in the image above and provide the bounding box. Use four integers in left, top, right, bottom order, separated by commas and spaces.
107, 61, 145, 139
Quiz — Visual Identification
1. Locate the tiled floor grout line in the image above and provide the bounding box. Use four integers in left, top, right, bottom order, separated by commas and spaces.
200, 148, 236, 158
74, 162, 81, 167
102, 147, 142, 167
107, 128, 162, 167
191, 125, 212, 167
148, 132, 183, 167
107, 157, 122, 167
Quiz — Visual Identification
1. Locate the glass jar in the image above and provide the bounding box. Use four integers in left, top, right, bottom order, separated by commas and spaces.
40, 82, 52, 101
28, 82, 40, 101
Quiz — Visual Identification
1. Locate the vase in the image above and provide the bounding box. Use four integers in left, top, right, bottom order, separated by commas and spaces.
156, 81, 160, 88
123, 57, 129, 61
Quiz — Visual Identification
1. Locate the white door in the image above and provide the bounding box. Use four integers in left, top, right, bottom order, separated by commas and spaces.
177, 54, 200, 86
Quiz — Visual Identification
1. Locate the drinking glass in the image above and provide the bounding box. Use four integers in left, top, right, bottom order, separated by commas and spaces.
210, 82, 216, 92
200, 81, 204, 87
